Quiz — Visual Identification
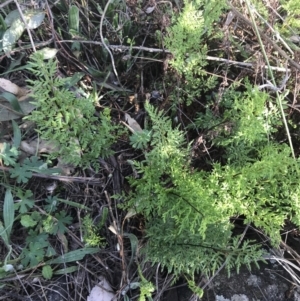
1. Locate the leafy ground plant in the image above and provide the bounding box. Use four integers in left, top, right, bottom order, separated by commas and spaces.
125, 99, 300, 282
0, 184, 102, 280
25, 53, 122, 168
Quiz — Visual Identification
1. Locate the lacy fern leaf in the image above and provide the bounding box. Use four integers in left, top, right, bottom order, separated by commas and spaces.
26, 53, 121, 167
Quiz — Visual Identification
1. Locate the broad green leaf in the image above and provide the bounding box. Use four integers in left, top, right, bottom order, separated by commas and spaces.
23, 156, 44, 169
26, 231, 48, 246
46, 245, 56, 257
98, 207, 108, 228
0, 92, 24, 114
3, 11, 45, 54
68, 6, 79, 32
26, 11, 45, 29
57, 198, 91, 211
3, 19, 25, 54
129, 282, 140, 289
5, 53, 26, 73
0, 13, 7, 30
0, 96, 35, 121
0, 221, 9, 247
0, 64, 31, 76
65, 72, 84, 87
12, 120, 21, 147
46, 248, 100, 265
3, 189, 14, 240
4, 10, 20, 27
15, 190, 34, 214
42, 265, 53, 279
34, 48, 58, 60
47, 211, 72, 235
123, 295, 131, 301
21, 215, 37, 228
123, 233, 138, 267
21, 242, 46, 267
10, 163, 32, 183
54, 266, 78, 275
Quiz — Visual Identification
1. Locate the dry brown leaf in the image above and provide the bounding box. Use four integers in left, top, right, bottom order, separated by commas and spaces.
17, 87, 30, 98
20, 139, 75, 175
55, 158, 75, 176
0, 78, 20, 95
20, 139, 60, 155
124, 113, 143, 133
87, 276, 117, 301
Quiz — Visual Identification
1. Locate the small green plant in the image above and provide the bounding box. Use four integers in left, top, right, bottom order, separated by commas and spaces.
276, 0, 300, 37
25, 53, 122, 168
0, 185, 100, 280
0, 139, 60, 185
191, 82, 283, 164
82, 215, 105, 247
122, 264, 155, 301
137, 265, 155, 301
164, 0, 227, 104
125, 98, 300, 278
0, 121, 103, 280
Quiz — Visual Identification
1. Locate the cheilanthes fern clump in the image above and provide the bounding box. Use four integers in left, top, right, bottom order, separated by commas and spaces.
26, 53, 121, 167
126, 97, 300, 278
164, 0, 227, 104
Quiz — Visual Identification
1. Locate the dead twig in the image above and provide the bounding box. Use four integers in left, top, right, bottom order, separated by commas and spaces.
13, 0, 36, 52
0, 165, 105, 185
0, 0, 14, 9
99, 0, 120, 84
227, 2, 300, 71
59, 39, 290, 73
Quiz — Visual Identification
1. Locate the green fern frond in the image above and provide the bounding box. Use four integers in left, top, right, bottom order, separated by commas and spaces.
25, 53, 122, 167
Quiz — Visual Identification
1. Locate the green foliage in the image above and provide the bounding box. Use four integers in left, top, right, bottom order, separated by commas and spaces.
164, 0, 227, 104
0, 143, 18, 166
193, 83, 282, 164
82, 215, 105, 247
15, 190, 34, 214
122, 265, 155, 301
0, 170, 104, 278
187, 278, 204, 298
278, 0, 300, 34
0, 189, 14, 248
137, 265, 155, 301
21, 238, 49, 267
126, 100, 300, 277
44, 211, 72, 235
0, 142, 60, 183
25, 53, 122, 167
42, 265, 53, 279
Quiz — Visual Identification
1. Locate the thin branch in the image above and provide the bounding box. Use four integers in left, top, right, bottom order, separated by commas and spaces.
206, 56, 289, 72
99, 0, 120, 84
0, 38, 54, 61
59, 39, 290, 72
0, 0, 13, 9
14, 0, 36, 52
227, 1, 300, 71
0, 166, 105, 185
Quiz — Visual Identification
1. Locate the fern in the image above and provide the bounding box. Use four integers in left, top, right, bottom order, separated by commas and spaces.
193, 82, 283, 165
126, 100, 300, 277
164, 0, 227, 104
25, 53, 122, 167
